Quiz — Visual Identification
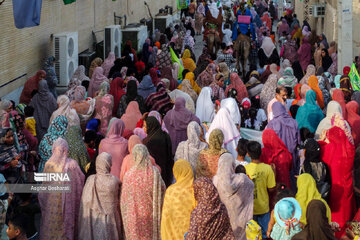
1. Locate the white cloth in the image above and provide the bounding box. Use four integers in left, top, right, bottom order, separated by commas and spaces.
208, 2, 220, 19
196, 87, 215, 123
221, 98, 241, 125
260, 37, 276, 58
223, 29, 233, 45
206, 108, 241, 159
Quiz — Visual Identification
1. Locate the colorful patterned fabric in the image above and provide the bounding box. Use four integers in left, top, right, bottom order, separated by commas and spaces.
38, 115, 68, 172
121, 144, 165, 240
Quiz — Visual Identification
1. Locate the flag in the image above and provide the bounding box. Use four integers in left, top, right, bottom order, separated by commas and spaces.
177, 0, 188, 10
12, 0, 42, 29
349, 63, 360, 91
170, 47, 184, 81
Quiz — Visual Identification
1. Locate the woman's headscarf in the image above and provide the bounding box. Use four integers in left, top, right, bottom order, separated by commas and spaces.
308, 76, 325, 109
89, 57, 103, 79
138, 75, 156, 100
64, 125, 89, 171
221, 98, 241, 126
196, 87, 215, 123
277, 67, 297, 88
278, 18, 290, 35
218, 62, 230, 80
161, 66, 178, 90
20, 70, 46, 104
174, 121, 208, 170
320, 33, 329, 49
261, 128, 293, 188
182, 49, 197, 72
88, 67, 108, 98
225, 73, 249, 103
179, 79, 198, 103
148, 46, 158, 66
79, 152, 122, 238
97, 81, 110, 97
296, 90, 324, 133
260, 74, 279, 110
213, 153, 254, 239
172, 62, 180, 81
260, 36, 276, 58
161, 159, 197, 239
101, 52, 116, 77
142, 42, 151, 64
300, 64, 316, 85
185, 177, 235, 239
50, 95, 80, 128
183, 30, 195, 53
120, 144, 165, 240
292, 199, 336, 240
317, 76, 331, 106
206, 108, 240, 158
314, 101, 342, 140
29, 80, 58, 138
196, 63, 216, 88
279, 59, 291, 76
267, 102, 300, 154
292, 84, 303, 106
120, 101, 142, 131
321, 49, 333, 72
109, 77, 126, 116
302, 26, 311, 38
69, 65, 89, 89
295, 173, 332, 225
43, 56, 58, 94
38, 115, 68, 172
332, 89, 347, 119
149, 68, 160, 85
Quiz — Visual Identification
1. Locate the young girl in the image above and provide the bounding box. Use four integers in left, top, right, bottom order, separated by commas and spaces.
267, 185, 302, 239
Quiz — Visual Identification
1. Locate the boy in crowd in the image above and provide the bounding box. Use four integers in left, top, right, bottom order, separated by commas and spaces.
245, 141, 276, 238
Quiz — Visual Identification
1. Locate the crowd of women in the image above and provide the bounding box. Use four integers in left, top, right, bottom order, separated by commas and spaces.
1, 0, 360, 239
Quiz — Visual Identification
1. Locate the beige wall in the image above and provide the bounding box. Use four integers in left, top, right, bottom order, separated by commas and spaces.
294, 0, 360, 56
0, 0, 175, 97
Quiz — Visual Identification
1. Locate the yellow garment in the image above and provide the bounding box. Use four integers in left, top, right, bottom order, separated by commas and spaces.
161, 159, 197, 240
246, 220, 262, 240
181, 49, 197, 72
245, 162, 276, 215
25, 117, 36, 136
295, 173, 332, 225
178, 72, 201, 95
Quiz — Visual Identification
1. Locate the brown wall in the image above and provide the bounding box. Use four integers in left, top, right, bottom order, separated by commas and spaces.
0, 0, 175, 97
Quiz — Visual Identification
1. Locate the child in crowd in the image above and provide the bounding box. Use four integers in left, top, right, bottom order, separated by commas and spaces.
269, 197, 302, 240
12, 193, 40, 240
6, 214, 28, 240
24, 106, 36, 137
84, 130, 98, 161
245, 141, 276, 238
235, 164, 246, 175
266, 184, 301, 239
236, 138, 250, 166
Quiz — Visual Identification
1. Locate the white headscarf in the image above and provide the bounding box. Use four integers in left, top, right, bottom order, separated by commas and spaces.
260, 37, 276, 58
208, 2, 220, 19
221, 98, 241, 126
50, 95, 80, 128
206, 108, 240, 159
196, 87, 215, 123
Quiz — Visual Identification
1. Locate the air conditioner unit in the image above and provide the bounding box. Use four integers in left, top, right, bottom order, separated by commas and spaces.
121, 24, 148, 52
78, 50, 96, 76
155, 14, 173, 33
309, 6, 314, 16
104, 25, 122, 59
53, 32, 78, 89
313, 4, 326, 18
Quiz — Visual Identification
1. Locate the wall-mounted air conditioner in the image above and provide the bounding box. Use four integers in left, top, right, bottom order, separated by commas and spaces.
104, 25, 122, 59
121, 24, 148, 52
53, 32, 78, 89
313, 4, 326, 18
